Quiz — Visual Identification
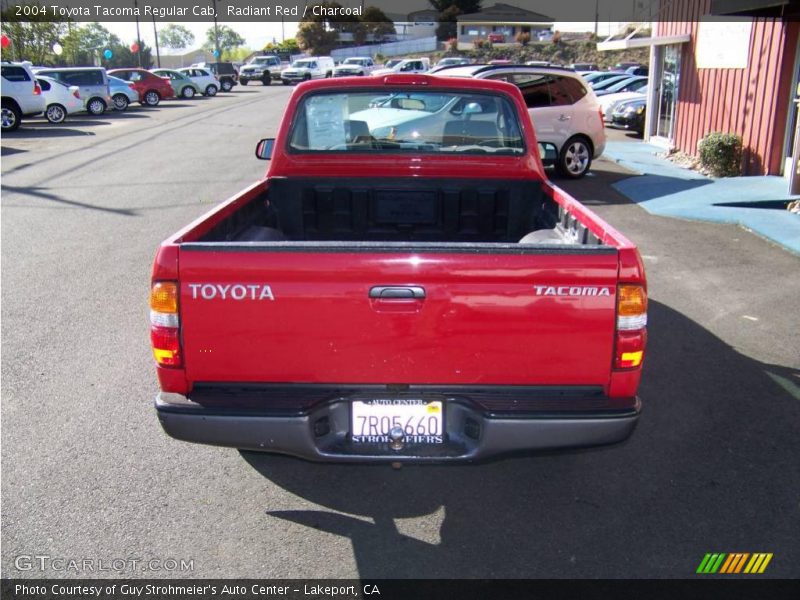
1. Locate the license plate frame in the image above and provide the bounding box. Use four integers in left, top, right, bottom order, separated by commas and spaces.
350, 398, 445, 444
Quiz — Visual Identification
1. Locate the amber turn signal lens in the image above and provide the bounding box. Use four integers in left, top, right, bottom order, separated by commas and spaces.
150, 282, 178, 314
617, 284, 647, 317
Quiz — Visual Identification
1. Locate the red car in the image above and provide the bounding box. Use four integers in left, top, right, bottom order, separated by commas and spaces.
107, 68, 174, 106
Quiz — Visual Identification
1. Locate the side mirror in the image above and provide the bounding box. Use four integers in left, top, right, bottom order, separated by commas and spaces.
255, 138, 275, 160
538, 142, 558, 166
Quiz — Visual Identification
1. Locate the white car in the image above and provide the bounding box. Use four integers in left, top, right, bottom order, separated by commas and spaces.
438, 65, 606, 178
1, 62, 46, 131
36, 76, 84, 123
176, 67, 219, 96
372, 58, 431, 77
333, 57, 376, 77
599, 88, 648, 122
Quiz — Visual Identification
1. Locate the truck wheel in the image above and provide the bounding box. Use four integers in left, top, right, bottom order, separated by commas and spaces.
262, 73, 271, 86
282, 80, 290, 86
240, 78, 249, 85
143, 90, 161, 106
86, 97, 106, 115
181, 86, 196, 99
221, 79, 233, 92
112, 94, 129, 111
205, 84, 218, 96
45, 103, 67, 124
1, 101, 22, 132
303, 73, 311, 81
556, 136, 592, 179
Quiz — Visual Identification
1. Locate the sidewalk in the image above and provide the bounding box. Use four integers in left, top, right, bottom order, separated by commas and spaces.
602, 140, 800, 255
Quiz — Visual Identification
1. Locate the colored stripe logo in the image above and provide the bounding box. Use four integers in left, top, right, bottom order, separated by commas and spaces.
697, 553, 773, 574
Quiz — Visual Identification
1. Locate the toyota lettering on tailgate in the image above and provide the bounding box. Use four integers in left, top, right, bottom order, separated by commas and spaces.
534, 285, 612, 297
188, 283, 275, 301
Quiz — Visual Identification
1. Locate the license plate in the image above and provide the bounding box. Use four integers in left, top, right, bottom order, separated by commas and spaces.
351, 399, 444, 444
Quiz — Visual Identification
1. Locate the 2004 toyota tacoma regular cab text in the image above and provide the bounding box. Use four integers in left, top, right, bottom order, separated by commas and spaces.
150, 73, 648, 463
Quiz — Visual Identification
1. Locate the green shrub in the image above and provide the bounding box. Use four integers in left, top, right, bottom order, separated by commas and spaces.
698, 132, 743, 177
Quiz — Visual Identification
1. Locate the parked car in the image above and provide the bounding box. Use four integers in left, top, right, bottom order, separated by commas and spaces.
36, 76, 83, 123
487, 33, 506, 43
191, 62, 238, 91
590, 74, 634, 91
1, 61, 45, 131
599, 88, 647, 122
571, 63, 599, 71
281, 57, 335, 84
438, 64, 606, 178
382, 59, 402, 69
582, 71, 629, 86
537, 30, 554, 41
176, 67, 219, 96
435, 57, 472, 68
34, 66, 111, 116
594, 76, 648, 97
371, 57, 430, 76
108, 75, 138, 111
333, 57, 376, 77
239, 55, 283, 85
626, 65, 649, 76
611, 97, 646, 135
108, 68, 175, 106
613, 62, 644, 72
151, 69, 201, 99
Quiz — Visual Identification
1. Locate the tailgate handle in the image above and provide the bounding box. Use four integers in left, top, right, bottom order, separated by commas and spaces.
369, 286, 426, 300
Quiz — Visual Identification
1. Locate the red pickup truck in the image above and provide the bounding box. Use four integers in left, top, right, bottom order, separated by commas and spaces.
150, 74, 647, 463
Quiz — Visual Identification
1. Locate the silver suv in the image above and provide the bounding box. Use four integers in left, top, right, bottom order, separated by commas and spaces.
435, 64, 607, 178
239, 55, 282, 85
1, 61, 46, 132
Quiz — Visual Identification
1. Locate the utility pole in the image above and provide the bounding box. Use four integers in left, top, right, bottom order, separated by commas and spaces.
134, 0, 142, 67
594, 0, 599, 38
212, 0, 221, 59
152, 14, 161, 68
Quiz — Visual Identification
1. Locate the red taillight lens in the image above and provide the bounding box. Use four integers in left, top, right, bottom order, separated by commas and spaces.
598, 106, 604, 127
73, 89, 80, 99
150, 282, 182, 367
615, 329, 647, 369
150, 326, 182, 367
614, 284, 647, 370
33, 82, 42, 96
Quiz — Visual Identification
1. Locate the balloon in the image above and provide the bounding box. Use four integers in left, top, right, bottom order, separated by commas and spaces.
104, 49, 113, 60
131, 42, 139, 53
52, 43, 63, 55
213, 49, 220, 57
1, 35, 10, 49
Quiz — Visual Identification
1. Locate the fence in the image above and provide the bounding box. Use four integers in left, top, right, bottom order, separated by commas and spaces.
331, 37, 438, 60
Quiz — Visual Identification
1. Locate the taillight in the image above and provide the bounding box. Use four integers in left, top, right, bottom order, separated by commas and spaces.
150, 281, 182, 367
72, 89, 80, 99
614, 284, 647, 369
33, 82, 42, 96
598, 106, 604, 127
128, 82, 135, 89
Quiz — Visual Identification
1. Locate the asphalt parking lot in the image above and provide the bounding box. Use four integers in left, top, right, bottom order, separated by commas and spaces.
1, 84, 799, 579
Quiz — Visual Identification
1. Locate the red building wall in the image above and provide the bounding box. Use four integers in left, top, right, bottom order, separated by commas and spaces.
655, 0, 798, 175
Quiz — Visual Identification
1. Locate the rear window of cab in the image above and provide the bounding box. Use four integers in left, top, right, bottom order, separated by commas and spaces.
288, 90, 526, 155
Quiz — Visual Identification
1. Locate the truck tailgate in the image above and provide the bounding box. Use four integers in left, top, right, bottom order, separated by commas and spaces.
178, 246, 619, 386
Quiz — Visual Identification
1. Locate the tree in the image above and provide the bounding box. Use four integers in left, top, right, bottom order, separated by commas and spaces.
430, 0, 482, 40
203, 25, 245, 56
61, 22, 115, 66
277, 39, 300, 54
296, 2, 354, 56
360, 6, 395, 43
0, 2, 66, 64
159, 24, 195, 51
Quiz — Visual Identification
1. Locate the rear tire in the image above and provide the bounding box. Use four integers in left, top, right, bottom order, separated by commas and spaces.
240, 78, 249, 85
143, 90, 161, 106
556, 136, 593, 179
86, 97, 106, 115
262, 74, 271, 86
112, 94, 129, 111
181, 86, 196, 99
45, 104, 67, 124
205, 84, 218, 96
221, 79, 233, 92
1, 101, 22, 132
